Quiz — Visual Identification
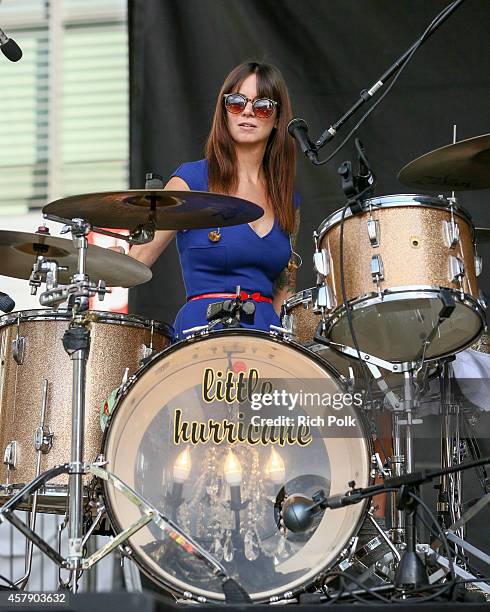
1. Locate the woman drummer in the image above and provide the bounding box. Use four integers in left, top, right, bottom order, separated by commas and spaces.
129, 61, 300, 338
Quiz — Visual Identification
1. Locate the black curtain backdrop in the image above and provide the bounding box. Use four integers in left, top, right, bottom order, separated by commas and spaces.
128, 0, 490, 323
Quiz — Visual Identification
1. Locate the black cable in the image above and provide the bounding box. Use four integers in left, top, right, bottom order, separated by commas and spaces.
0, 573, 19, 590
338, 196, 391, 466
410, 491, 455, 581
313, 0, 461, 166
322, 2, 465, 489
321, 569, 393, 603
322, 573, 346, 606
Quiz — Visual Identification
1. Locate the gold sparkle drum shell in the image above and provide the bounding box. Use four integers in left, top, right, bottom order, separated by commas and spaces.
316, 195, 485, 363
0, 309, 173, 513
102, 329, 372, 603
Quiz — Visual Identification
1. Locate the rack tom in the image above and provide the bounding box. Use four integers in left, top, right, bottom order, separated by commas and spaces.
315, 194, 485, 363
0, 309, 173, 513
282, 287, 438, 388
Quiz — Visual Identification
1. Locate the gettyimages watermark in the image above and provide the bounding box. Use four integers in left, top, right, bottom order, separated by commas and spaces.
170, 368, 490, 445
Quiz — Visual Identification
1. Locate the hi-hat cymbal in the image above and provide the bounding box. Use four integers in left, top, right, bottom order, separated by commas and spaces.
42, 190, 263, 230
398, 134, 490, 191
0, 230, 151, 287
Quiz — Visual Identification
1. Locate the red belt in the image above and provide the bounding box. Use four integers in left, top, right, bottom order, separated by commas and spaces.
189, 291, 273, 303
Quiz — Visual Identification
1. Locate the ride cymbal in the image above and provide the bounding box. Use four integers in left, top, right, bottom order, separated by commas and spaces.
398, 134, 490, 191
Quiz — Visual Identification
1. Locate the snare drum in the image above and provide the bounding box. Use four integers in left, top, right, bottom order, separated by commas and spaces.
0, 309, 173, 513
282, 288, 358, 378
102, 329, 372, 603
316, 194, 485, 362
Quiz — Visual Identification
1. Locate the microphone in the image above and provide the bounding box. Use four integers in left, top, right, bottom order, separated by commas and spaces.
281, 489, 358, 532
0, 27, 22, 62
0, 291, 15, 313
281, 494, 318, 532
287, 118, 319, 164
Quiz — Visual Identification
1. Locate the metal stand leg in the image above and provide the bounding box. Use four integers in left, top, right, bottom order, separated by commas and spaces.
391, 414, 405, 545
63, 324, 91, 592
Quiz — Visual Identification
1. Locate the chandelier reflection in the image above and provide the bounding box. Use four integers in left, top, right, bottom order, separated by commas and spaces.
168, 443, 294, 564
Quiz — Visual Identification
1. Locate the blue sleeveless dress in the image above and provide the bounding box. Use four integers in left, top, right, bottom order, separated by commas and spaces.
171, 159, 300, 338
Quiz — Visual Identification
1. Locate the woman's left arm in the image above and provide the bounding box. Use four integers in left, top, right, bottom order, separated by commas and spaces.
272, 208, 301, 316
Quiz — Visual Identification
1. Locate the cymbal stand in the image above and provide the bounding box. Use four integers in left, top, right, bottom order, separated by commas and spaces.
39, 218, 109, 590
1, 218, 239, 596
437, 360, 464, 534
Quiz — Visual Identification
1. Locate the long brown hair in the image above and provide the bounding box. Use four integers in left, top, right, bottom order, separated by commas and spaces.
205, 62, 296, 234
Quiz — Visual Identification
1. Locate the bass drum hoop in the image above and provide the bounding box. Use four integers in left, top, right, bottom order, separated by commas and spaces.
101, 328, 373, 603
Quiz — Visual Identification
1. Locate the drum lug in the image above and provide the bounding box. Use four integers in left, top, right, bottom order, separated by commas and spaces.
12, 335, 26, 365
449, 255, 465, 283
478, 289, 487, 310
367, 218, 380, 247
443, 219, 460, 248
281, 313, 293, 333
370, 254, 384, 282
313, 248, 330, 278
313, 285, 334, 310
34, 426, 53, 453
3, 441, 17, 469
475, 254, 483, 277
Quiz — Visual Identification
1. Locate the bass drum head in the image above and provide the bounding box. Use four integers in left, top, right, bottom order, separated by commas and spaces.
103, 330, 371, 603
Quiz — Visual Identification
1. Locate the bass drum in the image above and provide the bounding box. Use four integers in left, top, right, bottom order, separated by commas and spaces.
102, 330, 372, 603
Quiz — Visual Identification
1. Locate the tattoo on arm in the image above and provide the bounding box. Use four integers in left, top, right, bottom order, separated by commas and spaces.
273, 208, 300, 298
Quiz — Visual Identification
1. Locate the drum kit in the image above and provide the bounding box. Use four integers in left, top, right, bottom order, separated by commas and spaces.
0, 135, 489, 604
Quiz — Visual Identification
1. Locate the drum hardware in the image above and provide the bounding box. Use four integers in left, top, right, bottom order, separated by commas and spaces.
415, 288, 456, 363
313, 327, 432, 551
182, 290, 257, 337
338, 140, 377, 214
29, 253, 68, 295
417, 543, 490, 596
0, 460, 235, 593
205, 287, 256, 329
3, 441, 17, 474
444, 218, 460, 249
12, 313, 27, 365
367, 218, 380, 248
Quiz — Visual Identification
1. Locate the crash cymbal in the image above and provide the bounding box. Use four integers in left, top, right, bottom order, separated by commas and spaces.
0, 230, 151, 288
398, 134, 490, 191
42, 190, 263, 230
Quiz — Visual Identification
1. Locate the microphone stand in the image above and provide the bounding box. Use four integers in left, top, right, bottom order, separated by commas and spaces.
313, 0, 467, 154
296, 456, 490, 589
